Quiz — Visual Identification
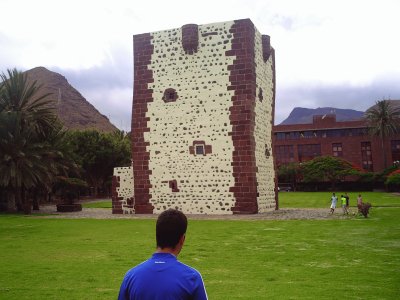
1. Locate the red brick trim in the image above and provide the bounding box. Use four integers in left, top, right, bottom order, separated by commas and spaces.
132, 33, 154, 214
111, 175, 122, 214
226, 19, 259, 214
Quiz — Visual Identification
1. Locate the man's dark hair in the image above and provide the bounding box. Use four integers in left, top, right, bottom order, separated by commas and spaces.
156, 209, 187, 249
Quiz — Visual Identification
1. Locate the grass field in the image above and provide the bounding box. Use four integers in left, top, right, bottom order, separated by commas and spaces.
1, 192, 399, 299
81, 200, 112, 209
279, 191, 400, 208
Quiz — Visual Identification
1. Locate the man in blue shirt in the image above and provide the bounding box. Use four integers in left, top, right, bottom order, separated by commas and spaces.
118, 209, 208, 300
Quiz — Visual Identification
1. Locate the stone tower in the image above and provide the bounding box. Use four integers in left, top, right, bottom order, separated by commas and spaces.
129, 19, 277, 214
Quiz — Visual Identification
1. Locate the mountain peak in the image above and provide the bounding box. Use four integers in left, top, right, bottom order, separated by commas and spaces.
24, 67, 117, 132
280, 107, 364, 125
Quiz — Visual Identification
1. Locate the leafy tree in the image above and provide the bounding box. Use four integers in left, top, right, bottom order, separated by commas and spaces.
0, 69, 59, 213
301, 156, 355, 190
365, 100, 400, 168
0, 68, 74, 213
0, 113, 53, 212
0, 68, 56, 136
54, 176, 88, 204
66, 130, 131, 197
277, 162, 302, 191
32, 122, 80, 208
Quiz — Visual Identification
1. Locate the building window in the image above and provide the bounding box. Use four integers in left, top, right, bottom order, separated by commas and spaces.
361, 142, 373, 171
169, 180, 179, 192
275, 132, 285, 140
162, 88, 178, 103
195, 144, 205, 155
298, 144, 321, 162
275, 145, 294, 165
290, 132, 301, 139
189, 140, 212, 156
391, 140, 400, 162
332, 143, 343, 157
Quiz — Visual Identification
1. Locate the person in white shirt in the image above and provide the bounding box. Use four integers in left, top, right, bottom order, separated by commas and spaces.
330, 193, 338, 214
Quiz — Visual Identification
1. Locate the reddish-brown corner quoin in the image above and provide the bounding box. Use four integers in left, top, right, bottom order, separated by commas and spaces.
131, 33, 154, 214
226, 19, 259, 214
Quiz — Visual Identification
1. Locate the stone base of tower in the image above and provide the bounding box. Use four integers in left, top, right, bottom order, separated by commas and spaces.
134, 204, 154, 214
232, 202, 258, 214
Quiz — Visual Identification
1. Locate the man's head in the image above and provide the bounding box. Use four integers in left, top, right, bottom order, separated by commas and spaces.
156, 209, 187, 249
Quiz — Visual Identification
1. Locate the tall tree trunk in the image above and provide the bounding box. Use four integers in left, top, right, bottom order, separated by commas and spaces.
94, 183, 99, 198
22, 188, 32, 215
6, 190, 17, 212
381, 136, 387, 169
15, 187, 23, 212
32, 189, 40, 211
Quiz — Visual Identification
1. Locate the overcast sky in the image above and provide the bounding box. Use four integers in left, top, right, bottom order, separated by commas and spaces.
1, 0, 399, 130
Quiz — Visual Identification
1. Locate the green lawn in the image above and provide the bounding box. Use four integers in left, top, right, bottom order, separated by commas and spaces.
81, 199, 112, 208
279, 191, 400, 208
0, 193, 399, 299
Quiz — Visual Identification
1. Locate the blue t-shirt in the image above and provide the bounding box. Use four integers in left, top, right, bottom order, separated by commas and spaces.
118, 253, 208, 300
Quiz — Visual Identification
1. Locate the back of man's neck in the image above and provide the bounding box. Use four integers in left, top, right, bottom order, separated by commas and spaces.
156, 247, 179, 257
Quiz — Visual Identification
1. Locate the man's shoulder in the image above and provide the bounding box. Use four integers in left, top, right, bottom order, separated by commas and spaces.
124, 259, 151, 276
176, 261, 203, 278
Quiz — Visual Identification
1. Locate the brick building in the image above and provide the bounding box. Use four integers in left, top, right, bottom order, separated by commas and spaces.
112, 19, 277, 214
273, 114, 400, 173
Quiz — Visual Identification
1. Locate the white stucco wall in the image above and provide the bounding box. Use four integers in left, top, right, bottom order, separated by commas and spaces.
113, 167, 134, 202
254, 30, 276, 212
146, 21, 237, 214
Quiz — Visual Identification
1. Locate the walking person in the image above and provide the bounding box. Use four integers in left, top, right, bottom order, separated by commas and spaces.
330, 192, 338, 214
341, 194, 348, 215
345, 192, 350, 209
118, 209, 208, 300
357, 194, 363, 214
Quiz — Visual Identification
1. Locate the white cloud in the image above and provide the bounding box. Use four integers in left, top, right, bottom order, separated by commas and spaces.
81, 87, 132, 132
1, 0, 399, 129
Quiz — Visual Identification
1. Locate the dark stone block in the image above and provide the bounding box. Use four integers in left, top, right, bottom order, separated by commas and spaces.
56, 203, 82, 212
262, 35, 272, 62
182, 24, 199, 54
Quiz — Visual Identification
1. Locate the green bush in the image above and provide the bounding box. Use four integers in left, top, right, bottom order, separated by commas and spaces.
385, 173, 400, 193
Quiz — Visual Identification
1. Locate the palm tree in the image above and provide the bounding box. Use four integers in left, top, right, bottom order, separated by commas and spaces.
0, 68, 59, 213
0, 68, 56, 135
0, 114, 56, 212
365, 100, 400, 169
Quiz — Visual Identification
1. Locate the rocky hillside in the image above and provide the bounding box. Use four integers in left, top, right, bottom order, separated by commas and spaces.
280, 107, 364, 125
24, 67, 118, 132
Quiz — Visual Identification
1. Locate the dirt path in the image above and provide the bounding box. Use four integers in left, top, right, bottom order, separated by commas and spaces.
35, 205, 354, 220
